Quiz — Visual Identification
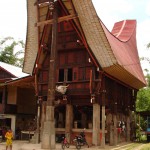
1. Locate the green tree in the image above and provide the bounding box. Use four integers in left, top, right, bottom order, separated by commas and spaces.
0, 37, 25, 67
136, 74, 150, 112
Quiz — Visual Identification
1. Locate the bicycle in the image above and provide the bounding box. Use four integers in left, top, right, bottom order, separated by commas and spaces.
61, 136, 70, 149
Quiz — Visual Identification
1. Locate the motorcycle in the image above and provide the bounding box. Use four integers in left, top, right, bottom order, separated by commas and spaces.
73, 130, 89, 149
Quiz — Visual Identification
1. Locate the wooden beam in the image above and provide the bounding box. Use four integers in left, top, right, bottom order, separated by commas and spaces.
34, 0, 49, 6
35, 14, 77, 27
47, 1, 58, 106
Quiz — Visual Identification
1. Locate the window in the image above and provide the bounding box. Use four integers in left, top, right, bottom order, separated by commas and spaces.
58, 68, 73, 82
67, 68, 73, 81
58, 69, 65, 82
95, 70, 99, 79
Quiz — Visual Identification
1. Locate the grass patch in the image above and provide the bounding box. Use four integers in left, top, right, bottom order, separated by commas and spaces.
125, 143, 141, 150
140, 143, 150, 150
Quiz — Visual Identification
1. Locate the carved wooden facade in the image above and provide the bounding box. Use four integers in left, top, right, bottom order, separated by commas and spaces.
23, 0, 146, 147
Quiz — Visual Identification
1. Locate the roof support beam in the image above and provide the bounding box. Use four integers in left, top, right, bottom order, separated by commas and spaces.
35, 14, 77, 27
34, 0, 49, 5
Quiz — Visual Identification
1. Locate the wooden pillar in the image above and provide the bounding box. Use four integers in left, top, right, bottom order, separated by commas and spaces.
34, 101, 40, 143
101, 105, 105, 148
41, 1, 57, 149
2, 85, 7, 114
81, 113, 87, 128
126, 113, 131, 141
92, 103, 100, 146
109, 121, 114, 145
113, 114, 117, 146
65, 104, 73, 143
58, 112, 64, 128
101, 74, 106, 148
113, 82, 118, 146
106, 113, 114, 146
40, 101, 46, 141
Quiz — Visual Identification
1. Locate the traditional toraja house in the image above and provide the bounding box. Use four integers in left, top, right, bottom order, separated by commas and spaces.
23, 0, 146, 148
0, 62, 36, 138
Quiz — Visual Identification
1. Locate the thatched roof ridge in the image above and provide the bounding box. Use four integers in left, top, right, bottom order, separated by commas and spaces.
72, 0, 117, 67
23, 0, 38, 74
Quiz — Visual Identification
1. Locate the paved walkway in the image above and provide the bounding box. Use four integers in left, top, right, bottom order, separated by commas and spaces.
0, 140, 134, 150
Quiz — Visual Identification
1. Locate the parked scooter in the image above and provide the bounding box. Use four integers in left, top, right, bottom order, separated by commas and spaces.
73, 129, 89, 149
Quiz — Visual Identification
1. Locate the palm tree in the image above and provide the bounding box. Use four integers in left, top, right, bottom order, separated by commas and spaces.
0, 37, 25, 67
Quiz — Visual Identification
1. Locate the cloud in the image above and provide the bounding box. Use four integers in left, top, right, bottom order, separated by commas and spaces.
92, 0, 133, 30
145, 1, 150, 16
92, 0, 150, 71
137, 19, 150, 54
92, 0, 132, 14
0, 0, 27, 40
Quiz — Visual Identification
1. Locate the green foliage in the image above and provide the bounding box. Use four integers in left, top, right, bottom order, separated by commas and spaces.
141, 57, 150, 64
145, 74, 150, 87
0, 36, 25, 67
147, 43, 150, 49
136, 74, 150, 112
136, 88, 150, 112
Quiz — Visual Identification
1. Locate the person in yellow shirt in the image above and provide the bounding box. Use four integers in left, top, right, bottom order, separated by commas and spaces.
5, 129, 13, 150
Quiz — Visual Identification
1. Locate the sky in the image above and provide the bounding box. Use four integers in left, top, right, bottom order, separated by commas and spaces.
92, 0, 150, 72
0, 0, 149, 72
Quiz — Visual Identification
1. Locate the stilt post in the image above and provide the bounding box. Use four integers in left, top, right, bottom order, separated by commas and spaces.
41, 1, 58, 149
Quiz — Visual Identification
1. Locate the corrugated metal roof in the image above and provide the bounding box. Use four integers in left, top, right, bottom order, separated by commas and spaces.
0, 61, 28, 78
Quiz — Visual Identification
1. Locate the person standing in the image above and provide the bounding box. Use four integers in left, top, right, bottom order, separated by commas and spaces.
5, 129, 13, 150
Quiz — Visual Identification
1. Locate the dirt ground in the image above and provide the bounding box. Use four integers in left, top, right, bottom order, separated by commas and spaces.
0, 140, 150, 150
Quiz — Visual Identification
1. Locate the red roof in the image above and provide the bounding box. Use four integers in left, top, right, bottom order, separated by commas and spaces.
101, 20, 146, 87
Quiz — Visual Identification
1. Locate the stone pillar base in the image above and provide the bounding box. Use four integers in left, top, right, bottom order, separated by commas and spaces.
92, 103, 100, 146
41, 106, 55, 149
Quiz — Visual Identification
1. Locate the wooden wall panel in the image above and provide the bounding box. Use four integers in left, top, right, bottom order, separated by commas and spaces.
7, 87, 17, 105
0, 104, 3, 113
73, 67, 78, 81
42, 71, 48, 82
78, 67, 85, 80
86, 67, 91, 80
76, 51, 86, 64
17, 88, 36, 114
63, 21, 73, 31
59, 52, 66, 65
0, 69, 14, 79
67, 51, 75, 64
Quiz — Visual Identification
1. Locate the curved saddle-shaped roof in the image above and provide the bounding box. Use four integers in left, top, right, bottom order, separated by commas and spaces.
23, 0, 146, 89
100, 20, 146, 89
72, 0, 146, 89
